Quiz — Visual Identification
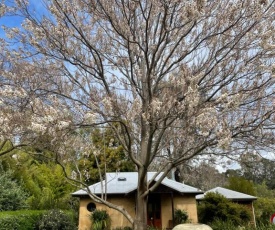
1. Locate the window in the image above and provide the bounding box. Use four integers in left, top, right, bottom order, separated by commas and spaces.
87, 202, 96, 212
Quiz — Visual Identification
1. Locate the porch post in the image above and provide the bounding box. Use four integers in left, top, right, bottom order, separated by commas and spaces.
170, 192, 175, 227
252, 201, 256, 227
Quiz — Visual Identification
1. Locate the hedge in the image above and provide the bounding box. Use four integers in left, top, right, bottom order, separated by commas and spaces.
0, 209, 76, 230
0, 210, 44, 230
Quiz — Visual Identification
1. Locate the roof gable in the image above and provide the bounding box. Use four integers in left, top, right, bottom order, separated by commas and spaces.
196, 187, 257, 201
72, 172, 203, 196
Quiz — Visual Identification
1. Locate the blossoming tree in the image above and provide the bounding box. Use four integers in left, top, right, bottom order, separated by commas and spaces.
0, 0, 274, 229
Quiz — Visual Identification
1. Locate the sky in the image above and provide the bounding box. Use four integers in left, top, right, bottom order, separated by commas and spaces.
0, 0, 45, 39
0, 15, 22, 38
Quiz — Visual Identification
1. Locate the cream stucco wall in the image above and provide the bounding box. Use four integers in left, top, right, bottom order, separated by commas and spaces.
78, 198, 93, 230
161, 193, 198, 228
77, 193, 199, 230
174, 194, 199, 223
78, 195, 135, 230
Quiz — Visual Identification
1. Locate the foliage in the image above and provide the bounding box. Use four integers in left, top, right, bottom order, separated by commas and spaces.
78, 128, 135, 184
113, 227, 132, 230
0, 209, 76, 230
0, 210, 44, 230
0, 167, 29, 211
254, 197, 275, 224
180, 162, 227, 190
209, 219, 238, 230
240, 153, 275, 190
24, 163, 76, 210
198, 192, 251, 226
174, 209, 189, 224
226, 176, 256, 196
209, 220, 275, 230
254, 182, 275, 198
146, 226, 159, 230
113, 226, 133, 230
1, 152, 77, 210
254, 223, 275, 230
36, 209, 76, 230
90, 210, 111, 230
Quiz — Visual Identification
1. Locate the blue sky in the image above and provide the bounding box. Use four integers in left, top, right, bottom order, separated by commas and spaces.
0, 0, 45, 39
0, 15, 22, 38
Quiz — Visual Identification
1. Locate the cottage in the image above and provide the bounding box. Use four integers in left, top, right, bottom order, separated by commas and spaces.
196, 187, 257, 226
72, 172, 203, 230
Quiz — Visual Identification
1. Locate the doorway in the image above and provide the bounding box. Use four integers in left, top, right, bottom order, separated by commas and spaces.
147, 194, 162, 228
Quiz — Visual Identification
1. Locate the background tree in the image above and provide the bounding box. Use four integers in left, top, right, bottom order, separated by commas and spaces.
0, 166, 29, 211
0, 151, 77, 210
0, 0, 274, 229
226, 176, 256, 196
179, 161, 227, 190
78, 128, 135, 184
240, 152, 275, 189
255, 182, 275, 198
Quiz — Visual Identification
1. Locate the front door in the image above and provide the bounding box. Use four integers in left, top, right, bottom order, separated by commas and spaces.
147, 194, 161, 228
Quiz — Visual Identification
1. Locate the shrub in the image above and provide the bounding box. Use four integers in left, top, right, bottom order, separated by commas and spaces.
210, 219, 239, 230
198, 192, 251, 226
0, 209, 76, 230
255, 223, 275, 230
113, 227, 132, 230
0, 215, 20, 230
36, 209, 76, 230
90, 210, 111, 230
0, 210, 44, 230
0, 169, 29, 211
209, 220, 275, 230
254, 197, 275, 224
174, 209, 188, 224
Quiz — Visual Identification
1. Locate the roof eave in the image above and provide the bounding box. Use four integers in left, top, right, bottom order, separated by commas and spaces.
180, 191, 204, 195
229, 198, 257, 201
196, 197, 257, 201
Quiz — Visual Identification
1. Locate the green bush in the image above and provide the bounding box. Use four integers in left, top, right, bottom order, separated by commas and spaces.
113, 227, 132, 230
36, 209, 76, 230
0, 209, 76, 230
174, 209, 188, 224
90, 210, 111, 230
209, 220, 275, 230
0, 169, 29, 211
0, 215, 20, 230
198, 192, 251, 226
0, 210, 44, 230
255, 223, 275, 230
210, 219, 239, 230
254, 197, 275, 224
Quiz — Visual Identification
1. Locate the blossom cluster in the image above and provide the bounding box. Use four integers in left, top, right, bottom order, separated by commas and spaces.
0, 0, 274, 182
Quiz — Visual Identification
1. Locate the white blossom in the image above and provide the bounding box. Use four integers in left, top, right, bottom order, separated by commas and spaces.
83, 112, 97, 123
30, 122, 47, 134
1, 0, 274, 227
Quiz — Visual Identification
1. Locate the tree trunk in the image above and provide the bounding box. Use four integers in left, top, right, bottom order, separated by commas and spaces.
133, 170, 148, 230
